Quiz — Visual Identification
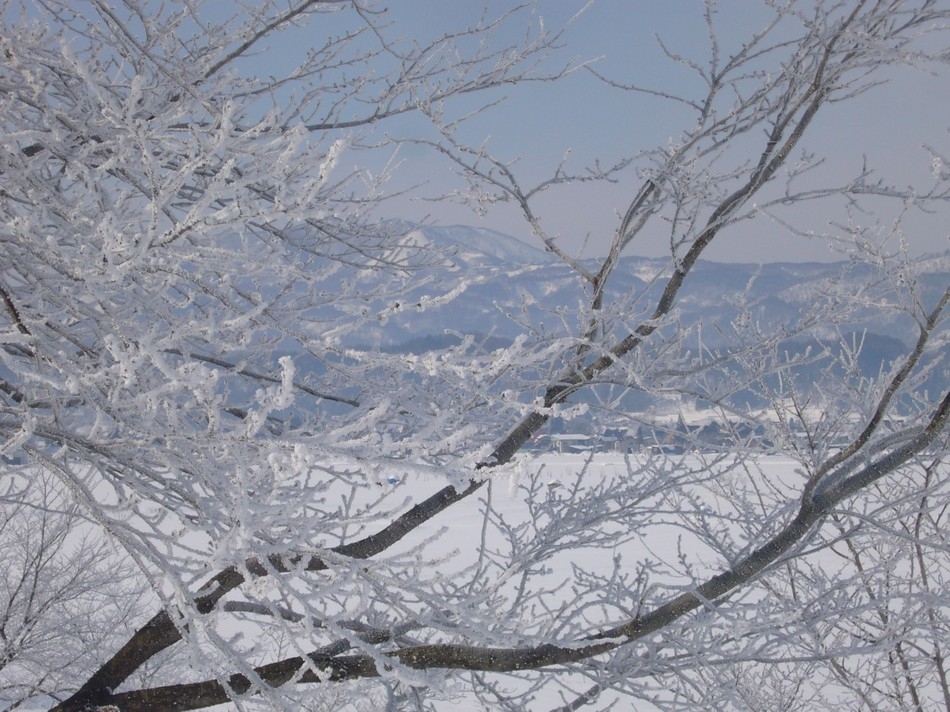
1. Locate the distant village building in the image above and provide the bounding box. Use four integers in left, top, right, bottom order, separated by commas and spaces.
551, 433, 594, 454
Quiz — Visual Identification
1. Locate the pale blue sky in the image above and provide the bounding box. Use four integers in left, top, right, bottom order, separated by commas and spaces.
48, 0, 945, 264
362, 1, 950, 263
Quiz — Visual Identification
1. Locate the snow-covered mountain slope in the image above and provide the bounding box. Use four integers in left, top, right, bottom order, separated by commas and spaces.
347, 224, 948, 358
410, 224, 554, 267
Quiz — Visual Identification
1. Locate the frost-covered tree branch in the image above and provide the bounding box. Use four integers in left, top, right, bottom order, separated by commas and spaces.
2, 1, 949, 710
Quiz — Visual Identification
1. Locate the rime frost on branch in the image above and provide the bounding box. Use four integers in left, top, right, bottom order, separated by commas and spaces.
2, 2, 950, 711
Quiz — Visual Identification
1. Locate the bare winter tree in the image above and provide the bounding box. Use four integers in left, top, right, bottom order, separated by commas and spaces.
0, 472, 148, 708
1, 0, 949, 710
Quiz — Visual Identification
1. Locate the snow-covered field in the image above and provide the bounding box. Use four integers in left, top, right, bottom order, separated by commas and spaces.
3, 455, 825, 711
377, 453, 807, 711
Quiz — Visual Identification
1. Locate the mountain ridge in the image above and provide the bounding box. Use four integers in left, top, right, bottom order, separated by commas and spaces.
355, 224, 949, 355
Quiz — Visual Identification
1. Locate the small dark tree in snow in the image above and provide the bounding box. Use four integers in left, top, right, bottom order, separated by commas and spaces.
1, 1, 949, 710
0, 473, 148, 704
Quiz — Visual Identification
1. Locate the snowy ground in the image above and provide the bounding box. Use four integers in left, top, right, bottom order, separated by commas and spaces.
378, 453, 806, 712
8, 454, 809, 711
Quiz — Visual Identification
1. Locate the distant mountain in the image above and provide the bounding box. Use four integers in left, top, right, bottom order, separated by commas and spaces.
350, 224, 949, 359
411, 224, 553, 267
216, 222, 946, 426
